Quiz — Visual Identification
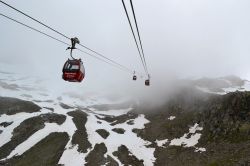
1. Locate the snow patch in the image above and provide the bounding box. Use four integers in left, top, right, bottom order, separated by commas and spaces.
195, 147, 206, 153
189, 123, 203, 134
59, 145, 87, 166
91, 108, 132, 116
5, 111, 76, 160
0, 110, 50, 148
196, 80, 250, 95
169, 123, 205, 152
85, 111, 156, 166
168, 116, 176, 120
1, 67, 152, 165
155, 139, 168, 147
170, 133, 202, 147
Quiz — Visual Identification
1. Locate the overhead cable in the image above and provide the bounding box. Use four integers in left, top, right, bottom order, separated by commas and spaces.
121, 0, 147, 74
0, 13, 133, 74
0, 0, 133, 74
129, 0, 149, 75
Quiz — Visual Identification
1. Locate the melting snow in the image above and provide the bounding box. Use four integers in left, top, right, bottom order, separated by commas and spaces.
168, 116, 176, 120
156, 123, 205, 152
0, 110, 50, 148
196, 80, 250, 95
189, 123, 203, 134
59, 145, 87, 166
170, 133, 202, 147
0, 70, 156, 165
85, 112, 156, 166
195, 147, 206, 153
155, 139, 169, 147
91, 108, 132, 116
169, 123, 205, 150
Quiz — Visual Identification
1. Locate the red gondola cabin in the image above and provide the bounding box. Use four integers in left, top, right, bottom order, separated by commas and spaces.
62, 59, 85, 82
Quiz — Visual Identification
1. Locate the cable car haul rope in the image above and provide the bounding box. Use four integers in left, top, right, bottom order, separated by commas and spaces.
0, 0, 151, 86
121, 0, 150, 85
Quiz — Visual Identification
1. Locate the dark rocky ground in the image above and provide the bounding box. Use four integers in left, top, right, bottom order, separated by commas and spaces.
96, 129, 110, 139
113, 145, 144, 166
188, 75, 245, 92
85, 143, 118, 166
0, 97, 41, 115
0, 113, 66, 159
95, 111, 138, 126
0, 89, 249, 166
0, 132, 69, 166
133, 90, 250, 166
67, 110, 91, 153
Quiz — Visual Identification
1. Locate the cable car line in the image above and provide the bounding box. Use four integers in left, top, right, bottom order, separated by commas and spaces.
0, 0, 70, 40
0, 13, 134, 75
121, 0, 151, 85
0, 13, 69, 46
78, 42, 133, 74
76, 48, 133, 74
0, 0, 134, 75
129, 0, 149, 75
121, 0, 147, 75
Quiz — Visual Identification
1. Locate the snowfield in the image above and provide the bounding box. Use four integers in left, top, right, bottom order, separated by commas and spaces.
169, 123, 203, 148
155, 123, 205, 152
0, 68, 248, 165
0, 70, 156, 165
196, 80, 250, 95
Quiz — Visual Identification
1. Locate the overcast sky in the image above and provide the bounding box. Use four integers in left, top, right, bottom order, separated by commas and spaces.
0, 0, 250, 97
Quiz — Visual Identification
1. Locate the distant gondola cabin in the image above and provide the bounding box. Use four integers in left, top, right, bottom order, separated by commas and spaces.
133, 75, 137, 80
145, 79, 150, 86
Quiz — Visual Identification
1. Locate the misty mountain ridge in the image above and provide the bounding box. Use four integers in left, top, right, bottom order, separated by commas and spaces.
0, 69, 250, 165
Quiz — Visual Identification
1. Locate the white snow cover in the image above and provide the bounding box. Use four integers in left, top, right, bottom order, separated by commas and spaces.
9, 116, 75, 160
6, 66, 247, 163
189, 123, 203, 134
168, 116, 176, 120
0, 110, 50, 147
155, 139, 169, 147
0, 70, 156, 165
169, 123, 204, 148
155, 123, 205, 152
196, 80, 250, 95
195, 147, 206, 152
85, 112, 156, 166
170, 133, 202, 147
59, 145, 87, 166
91, 108, 132, 116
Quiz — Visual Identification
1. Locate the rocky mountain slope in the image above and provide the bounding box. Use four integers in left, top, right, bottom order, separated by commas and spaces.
0, 70, 249, 166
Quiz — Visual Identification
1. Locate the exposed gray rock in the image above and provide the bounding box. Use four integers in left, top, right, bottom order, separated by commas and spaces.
95, 112, 138, 126
0, 113, 66, 159
113, 145, 144, 166
85, 143, 118, 166
43, 107, 54, 112
0, 97, 41, 115
96, 129, 110, 139
60, 103, 73, 109
33, 100, 53, 103
112, 128, 125, 134
1, 132, 69, 166
0, 81, 19, 91
0, 122, 13, 127
67, 110, 91, 153
21, 94, 32, 98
